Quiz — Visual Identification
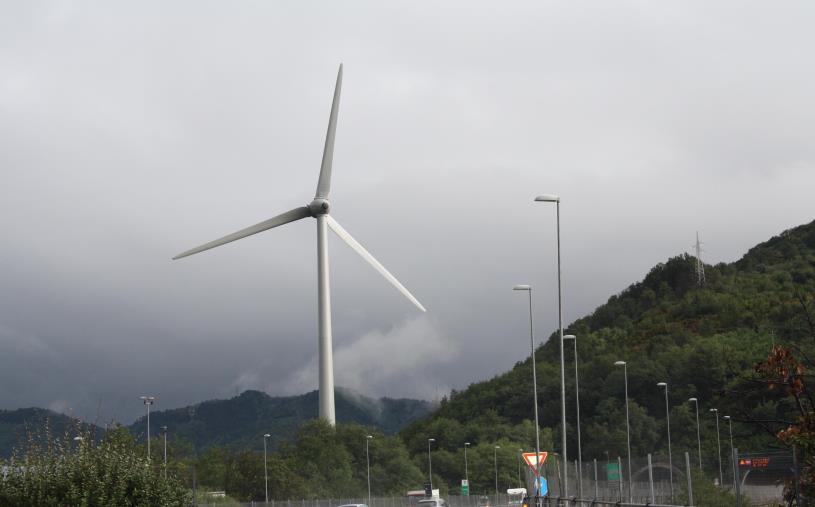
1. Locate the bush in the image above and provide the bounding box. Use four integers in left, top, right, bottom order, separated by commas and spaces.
0, 424, 191, 506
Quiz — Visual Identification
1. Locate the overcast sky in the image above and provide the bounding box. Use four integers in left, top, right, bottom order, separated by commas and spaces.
2, 1, 814, 424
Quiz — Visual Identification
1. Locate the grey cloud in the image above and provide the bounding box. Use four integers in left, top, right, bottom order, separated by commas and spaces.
1, 1, 814, 423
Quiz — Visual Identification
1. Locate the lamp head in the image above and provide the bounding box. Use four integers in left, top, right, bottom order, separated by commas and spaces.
513, 284, 531, 291
367, 435, 373, 439
495, 445, 501, 449
614, 361, 626, 366
428, 438, 435, 443
710, 408, 718, 413
563, 334, 576, 340
534, 195, 560, 203
264, 433, 270, 438
465, 442, 470, 446
688, 397, 697, 402
723, 416, 730, 420
657, 382, 667, 387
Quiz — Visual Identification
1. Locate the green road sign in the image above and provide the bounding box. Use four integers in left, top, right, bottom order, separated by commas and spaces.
607, 462, 620, 481
461, 479, 469, 496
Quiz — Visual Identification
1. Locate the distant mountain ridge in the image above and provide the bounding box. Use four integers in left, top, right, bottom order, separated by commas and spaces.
0, 389, 431, 458
126, 388, 430, 452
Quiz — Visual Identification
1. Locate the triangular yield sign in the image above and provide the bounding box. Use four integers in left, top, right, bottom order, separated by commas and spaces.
522, 452, 548, 474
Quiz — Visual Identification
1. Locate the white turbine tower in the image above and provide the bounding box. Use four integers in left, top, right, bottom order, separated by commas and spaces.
173, 64, 426, 425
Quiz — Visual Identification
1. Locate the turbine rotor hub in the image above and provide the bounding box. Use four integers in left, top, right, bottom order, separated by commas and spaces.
308, 198, 331, 216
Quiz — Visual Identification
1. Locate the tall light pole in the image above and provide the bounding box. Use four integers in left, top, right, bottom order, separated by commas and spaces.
494, 445, 501, 494
140, 396, 155, 460
161, 425, 168, 479
534, 194, 568, 498
564, 334, 582, 498
614, 361, 632, 502
723, 416, 734, 487
428, 438, 435, 490
688, 398, 702, 470
657, 382, 674, 500
513, 285, 543, 493
710, 408, 723, 486
366, 435, 373, 506
465, 442, 471, 485
263, 433, 270, 503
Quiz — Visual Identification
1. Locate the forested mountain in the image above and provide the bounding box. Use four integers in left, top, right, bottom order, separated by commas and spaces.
1, 389, 429, 459
400, 219, 815, 493
0, 407, 100, 458
126, 388, 431, 453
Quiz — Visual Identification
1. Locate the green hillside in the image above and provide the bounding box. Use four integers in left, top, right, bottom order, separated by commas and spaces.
401, 219, 815, 492
127, 388, 431, 453
0, 408, 100, 458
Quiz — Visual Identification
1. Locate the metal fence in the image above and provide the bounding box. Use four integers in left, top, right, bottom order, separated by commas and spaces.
197, 448, 790, 507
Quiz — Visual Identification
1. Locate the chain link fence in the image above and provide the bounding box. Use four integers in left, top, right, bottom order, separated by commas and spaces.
195, 448, 793, 507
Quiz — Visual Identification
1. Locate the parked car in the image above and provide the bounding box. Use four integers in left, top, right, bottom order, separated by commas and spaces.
477, 496, 492, 507
417, 498, 447, 507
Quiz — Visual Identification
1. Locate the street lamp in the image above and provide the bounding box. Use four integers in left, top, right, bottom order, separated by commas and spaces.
465, 442, 471, 485
723, 416, 734, 487
140, 396, 155, 460
614, 361, 632, 502
710, 408, 723, 486
494, 445, 501, 494
263, 433, 270, 503
563, 334, 582, 498
161, 425, 168, 479
428, 438, 435, 489
513, 285, 543, 493
518, 448, 524, 488
688, 398, 702, 470
534, 193, 568, 498
657, 382, 673, 500
366, 435, 373, 506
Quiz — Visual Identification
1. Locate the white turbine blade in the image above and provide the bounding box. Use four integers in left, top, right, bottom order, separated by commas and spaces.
326, 215, 426, 312
315, 64, 343, 199
173, 206, 311, 260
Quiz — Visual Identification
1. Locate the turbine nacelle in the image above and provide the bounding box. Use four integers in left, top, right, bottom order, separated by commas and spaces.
308, 198, 331, 216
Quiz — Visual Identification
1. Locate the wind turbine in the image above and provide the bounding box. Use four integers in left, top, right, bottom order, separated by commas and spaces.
173, 64, 426, 425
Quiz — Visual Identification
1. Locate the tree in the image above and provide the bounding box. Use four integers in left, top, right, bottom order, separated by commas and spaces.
0, 425, 190, 506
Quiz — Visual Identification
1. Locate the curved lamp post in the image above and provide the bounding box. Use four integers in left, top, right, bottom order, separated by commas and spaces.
366, 435, 373, 505
657, 382, 674, 500
710, 408, 723, 485
564, 334, 582, 497
263, 433, 270, 503
494, 445, 501, 494
465, 442, 471, 485
723, 416, 734, 487
688, 398, 702, 470
428, 438, 436, 489
140, 396, 155, 460
614, 361, 632, 502
534, 193, 568, 498
514, 285, 543, 492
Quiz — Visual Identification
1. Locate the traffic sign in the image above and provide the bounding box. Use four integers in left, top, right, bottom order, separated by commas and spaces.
606, 462, 620, 481
461, 479, 469, 496
522, 452, 548, 475
534, 476, 549, 496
